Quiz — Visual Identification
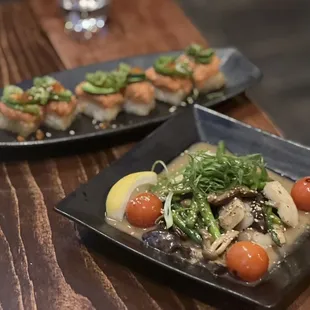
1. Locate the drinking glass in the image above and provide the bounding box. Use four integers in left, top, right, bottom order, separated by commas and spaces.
60, 0, 110, 40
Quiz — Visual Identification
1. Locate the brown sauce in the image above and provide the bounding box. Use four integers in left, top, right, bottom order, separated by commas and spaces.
106, 142, 310, 270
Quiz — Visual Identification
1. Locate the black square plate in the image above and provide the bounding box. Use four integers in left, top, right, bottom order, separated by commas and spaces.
0, 47, 261, 151
55, 105, 310, 309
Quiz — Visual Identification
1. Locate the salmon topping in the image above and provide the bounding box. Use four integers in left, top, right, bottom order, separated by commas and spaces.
193, 56, 221, 89
75, 83, 124, 108
130, 67, 144, 74
145, 68, 192, 94
0, 101, 43, 123
125, 82, 154, 104
52, 82, 65, 93
45, 96, 77, 116
177, 55, 196, 71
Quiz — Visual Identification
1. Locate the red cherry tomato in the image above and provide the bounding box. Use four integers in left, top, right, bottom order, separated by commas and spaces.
291, 177, 310, 211
226, 241, 269, 282
126, 192, 163, 228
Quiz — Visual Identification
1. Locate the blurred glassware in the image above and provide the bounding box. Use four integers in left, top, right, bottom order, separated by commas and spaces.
60, 0, 110, 40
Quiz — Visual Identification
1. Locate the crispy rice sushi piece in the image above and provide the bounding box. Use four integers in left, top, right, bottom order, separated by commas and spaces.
192, 57, 226, 93
145, 68, 192, 106
33, 76, 79, 131
75, 82, 124, 122
0, 101, 43, 137
124, 76, 155, 116
113, 63, 155, 116
0, 85, 44, 137
44, 97, 79, 131
183, 44, 226, 93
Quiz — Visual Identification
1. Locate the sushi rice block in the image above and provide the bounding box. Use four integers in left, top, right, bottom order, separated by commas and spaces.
33, 76, 79, 131
145, 56, 193, 106
75, 70, 125, 122
0, 85, 45, 137
117, 64, 155, 116
184, 43, 226, 93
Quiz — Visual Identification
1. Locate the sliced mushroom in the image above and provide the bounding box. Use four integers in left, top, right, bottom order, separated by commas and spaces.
200, 230, 218, 260
238, 228, 273, 248
207, 186, 258, 206
276, 202, 299, 228
210, 230, 239, 255
236, 202, 254, 231
201, 229, 239, 260
219, 198, 245, 231
263, 181, 298, 227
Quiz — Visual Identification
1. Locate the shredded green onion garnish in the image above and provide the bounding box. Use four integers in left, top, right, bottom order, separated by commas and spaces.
151, 160, 169, 174
151, 141, 269, 197
164, 192, 174, 229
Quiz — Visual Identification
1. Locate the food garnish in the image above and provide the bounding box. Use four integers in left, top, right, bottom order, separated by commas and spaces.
185, 43, 215, 64
154, 56, 193, 77
33, 76, 73, 102
83, 70, 127, 95
151, 141, 269, 198
106, 171, 157, 221
115, 63, 147, 84
1, 85, 45, 115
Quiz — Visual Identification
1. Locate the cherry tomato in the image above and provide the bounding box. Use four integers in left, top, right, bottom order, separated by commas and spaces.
126, 192, 162, 228
226, 241, 269, 282
291, 177, 310, 211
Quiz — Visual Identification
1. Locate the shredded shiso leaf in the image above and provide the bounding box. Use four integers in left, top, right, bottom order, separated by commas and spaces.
151, 141, 269, 197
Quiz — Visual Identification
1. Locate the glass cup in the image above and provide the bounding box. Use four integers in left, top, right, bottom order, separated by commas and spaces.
60, 0, 110, 40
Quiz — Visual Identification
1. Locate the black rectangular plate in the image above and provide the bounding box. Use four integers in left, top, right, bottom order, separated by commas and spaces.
0, 47, 261, 150
55, 105, 310, 310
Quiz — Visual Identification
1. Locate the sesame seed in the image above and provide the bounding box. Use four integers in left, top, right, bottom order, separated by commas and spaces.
92, 119, 97, 125
187, 97, 194, 104
180, 101, 187, 107
45, 132, 52, 138
169, 106, 177, 113
111, 124, 117, 129
54, 95, 59, 100
69, 130, 75, 135
95, 125, 99, 129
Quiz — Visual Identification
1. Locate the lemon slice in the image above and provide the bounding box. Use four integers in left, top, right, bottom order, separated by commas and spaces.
106, 171, 158, 221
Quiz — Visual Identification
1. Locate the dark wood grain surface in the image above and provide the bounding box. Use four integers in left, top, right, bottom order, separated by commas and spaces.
0, 0, 306, 309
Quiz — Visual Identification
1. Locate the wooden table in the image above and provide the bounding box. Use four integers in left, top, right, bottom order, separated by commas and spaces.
0, 0, 307, 309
